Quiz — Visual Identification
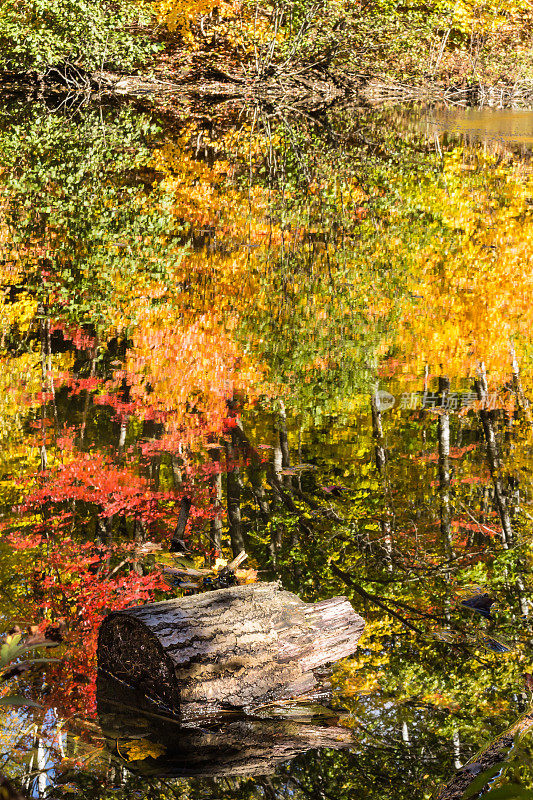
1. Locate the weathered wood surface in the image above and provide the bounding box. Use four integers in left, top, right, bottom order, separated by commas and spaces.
97, 582, 364, 718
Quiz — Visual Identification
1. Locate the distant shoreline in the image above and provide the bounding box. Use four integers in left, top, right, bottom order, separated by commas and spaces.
2, 67, 533, 110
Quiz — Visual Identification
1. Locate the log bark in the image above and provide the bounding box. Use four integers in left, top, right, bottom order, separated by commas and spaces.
97, 582, 365, 720
224, 432, 245, 557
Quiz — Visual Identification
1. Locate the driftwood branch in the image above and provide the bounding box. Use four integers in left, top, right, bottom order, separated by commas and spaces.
435, 709, 533, 799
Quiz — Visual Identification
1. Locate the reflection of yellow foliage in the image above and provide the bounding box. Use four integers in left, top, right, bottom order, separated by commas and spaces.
152, 126, 272, 239
0, 352, 41, 439
0, 291, 38, 337
397, 150, 533, 384
333, 618, 392, 696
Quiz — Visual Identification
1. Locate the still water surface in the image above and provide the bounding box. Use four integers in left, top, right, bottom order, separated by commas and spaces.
1, 98, 533, 799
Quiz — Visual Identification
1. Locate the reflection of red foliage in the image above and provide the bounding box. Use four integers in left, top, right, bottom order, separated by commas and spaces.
222, 414, 239, 432
5, 445, 223, 716
33, 538, 169, 716
377, 359, 404, 377
55, 374, 102, 396
21, 452, 176, 523
50, 322, 96, 351
418, 444, 477, 463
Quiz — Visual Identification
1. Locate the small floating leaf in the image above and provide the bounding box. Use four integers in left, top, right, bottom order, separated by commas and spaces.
0, 695, 42, 708
433, 629, 461, 643
280, 464, 317, 475
123, 738, 166, 762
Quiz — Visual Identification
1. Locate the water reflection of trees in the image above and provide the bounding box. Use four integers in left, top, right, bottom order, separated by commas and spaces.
1, 99, 533, 797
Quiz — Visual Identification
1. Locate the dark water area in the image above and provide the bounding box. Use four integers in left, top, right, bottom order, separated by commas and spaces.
1, 95, 533, 799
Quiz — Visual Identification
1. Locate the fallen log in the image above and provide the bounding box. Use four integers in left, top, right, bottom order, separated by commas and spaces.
97, 582, 364, 719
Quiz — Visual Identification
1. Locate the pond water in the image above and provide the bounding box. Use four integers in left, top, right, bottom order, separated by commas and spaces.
1, 96, 533, 799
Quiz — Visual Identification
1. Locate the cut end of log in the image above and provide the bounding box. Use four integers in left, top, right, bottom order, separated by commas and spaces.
97, 582, 365, 717
98, 614, 180, 710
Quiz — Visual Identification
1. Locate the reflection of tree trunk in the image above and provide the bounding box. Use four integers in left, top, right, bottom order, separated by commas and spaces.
96, 517, 110, 546
269, 524, 282, 569
248, 446, 270, 520
171, 455, 183, 489
510, 345, 533, 428
273, 441, 283, 480
452, 727, 461, 769
474, 370, 512, 548
36, 736, 47, 797
132, 519, 145, 576
516, 574, 529, 617
371, 391, 387, 472
210, 445, 223, 553
22, 734, 37, 793
80, 345, 97, 445
170, 497, 191, 552
438, 377, 452, 559
370, 391, 392, 569
276, 401, 292, 487
39, 313, 48, 471
401, 721, 410, 745
45, 315, 58, 432
117, 416, 128, 453
232, 425, 312, 537
224, 432, 245, 557
149, 454, 160, 491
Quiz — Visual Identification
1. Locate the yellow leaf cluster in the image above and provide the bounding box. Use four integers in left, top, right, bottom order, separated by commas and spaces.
122, 738, 166, 762
396, 150, 533, 383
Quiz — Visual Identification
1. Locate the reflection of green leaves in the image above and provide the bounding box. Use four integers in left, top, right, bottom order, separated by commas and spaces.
0, 632, 58, 709
0, 104, 184, 336
0, 633, 23, 666
0, 634, 61, 667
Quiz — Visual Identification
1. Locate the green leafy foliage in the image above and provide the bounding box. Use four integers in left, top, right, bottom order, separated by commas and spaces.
0, 102, 185, 336
0, 0, 160, 72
